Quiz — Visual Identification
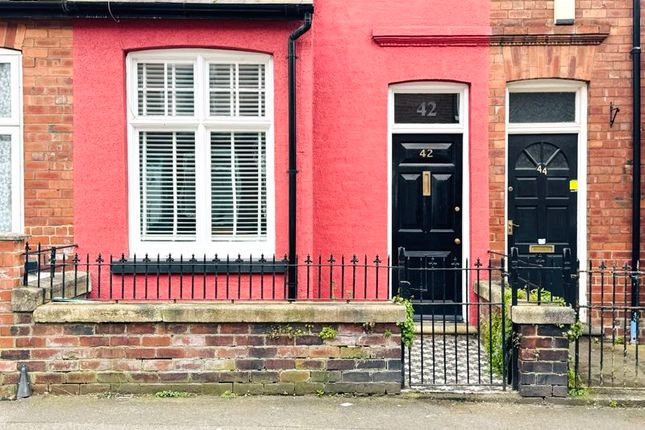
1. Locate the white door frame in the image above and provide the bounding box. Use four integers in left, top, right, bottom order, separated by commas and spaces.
387, 82, 470, 311
505, 79, 588, 307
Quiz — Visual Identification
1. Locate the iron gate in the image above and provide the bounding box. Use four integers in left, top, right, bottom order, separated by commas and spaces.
397, 248, 514, 390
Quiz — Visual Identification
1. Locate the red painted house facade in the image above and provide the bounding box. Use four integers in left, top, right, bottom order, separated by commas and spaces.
0, 0, 641, 304
0, 0, 644, 398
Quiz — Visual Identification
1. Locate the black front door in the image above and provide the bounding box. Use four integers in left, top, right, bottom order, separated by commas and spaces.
393, 134, 462, 317
508, 134, 577, 303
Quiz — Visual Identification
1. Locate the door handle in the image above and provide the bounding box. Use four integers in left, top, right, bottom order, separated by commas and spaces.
507, 220, 520, 235
454, 238, 461, 245
422, 171, 431, 196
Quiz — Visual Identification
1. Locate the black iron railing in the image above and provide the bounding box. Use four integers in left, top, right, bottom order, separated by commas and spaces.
23, 243, 394, 302
22, 242, 644, 390
573, 263, 644, 390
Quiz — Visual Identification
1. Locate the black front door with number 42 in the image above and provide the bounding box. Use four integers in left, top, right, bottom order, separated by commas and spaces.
393, 134, 463, 317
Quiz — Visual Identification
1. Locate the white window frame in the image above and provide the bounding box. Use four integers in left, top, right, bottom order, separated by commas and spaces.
387, 81, 470, 309
127, 49, 275, 256
0, 48, 23, 234
505, 79, 588, 310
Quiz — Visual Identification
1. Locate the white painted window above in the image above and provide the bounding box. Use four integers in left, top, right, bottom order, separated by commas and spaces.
0, 49, 22, 234
128, 49, 275, 256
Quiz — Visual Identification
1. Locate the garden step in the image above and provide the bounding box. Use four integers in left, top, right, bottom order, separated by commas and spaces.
414, 322, 479, 335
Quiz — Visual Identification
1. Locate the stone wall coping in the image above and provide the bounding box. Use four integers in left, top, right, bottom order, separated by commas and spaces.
0, 233, 29, 242
511, 304, 576, 325
33, 301, 407, 324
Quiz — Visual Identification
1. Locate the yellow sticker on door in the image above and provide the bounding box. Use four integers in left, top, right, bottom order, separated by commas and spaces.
569, 179, 578, 191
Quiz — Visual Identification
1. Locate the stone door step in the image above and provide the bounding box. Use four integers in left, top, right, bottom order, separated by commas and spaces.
414, 322, 479, 335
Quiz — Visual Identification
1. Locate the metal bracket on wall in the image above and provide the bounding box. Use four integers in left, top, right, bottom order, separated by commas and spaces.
609, 102, 620, 128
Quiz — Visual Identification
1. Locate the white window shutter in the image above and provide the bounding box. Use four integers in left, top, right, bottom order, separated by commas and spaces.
138, 63, 195, 116
139, 131, 196, 240
211, 132, 267, 241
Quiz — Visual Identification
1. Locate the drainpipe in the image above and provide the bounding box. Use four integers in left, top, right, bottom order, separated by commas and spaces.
631, 0, 641, 342
287, 13, 313, 301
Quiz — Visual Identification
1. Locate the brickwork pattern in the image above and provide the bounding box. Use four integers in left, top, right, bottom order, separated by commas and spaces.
0, 21, 74, 246
0, 320, 401, 398
0, 238, 24, 355
489, 0, 645, 265
517, 324, 569, 397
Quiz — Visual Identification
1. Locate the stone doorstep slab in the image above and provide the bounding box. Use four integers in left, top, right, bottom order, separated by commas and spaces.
32, 302, 408, 324
12, 272, 91, 312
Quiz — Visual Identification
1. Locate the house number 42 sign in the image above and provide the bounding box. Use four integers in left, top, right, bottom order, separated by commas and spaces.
416, 101, 438, 117
394, 93, 459, 124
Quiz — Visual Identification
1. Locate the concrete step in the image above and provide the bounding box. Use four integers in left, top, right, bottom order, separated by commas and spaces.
415, 322, 479, 335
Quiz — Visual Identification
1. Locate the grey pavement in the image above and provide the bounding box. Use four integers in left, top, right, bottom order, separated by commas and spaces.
1, 395, 645, 430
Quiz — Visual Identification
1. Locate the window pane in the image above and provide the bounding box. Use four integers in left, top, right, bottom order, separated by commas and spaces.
211, 132, 266, 240
138, 63, 194, 116
394, 93, 459, 124
509, 92, 576, 123
0, 135, 11, 232
0, 63, 10, 118
209, 64, 234, 116
139, 131, 196, 240
209, 63, 265, 117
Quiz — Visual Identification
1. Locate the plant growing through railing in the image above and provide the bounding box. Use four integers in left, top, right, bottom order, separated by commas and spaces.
479, 289, 514, 377
480, 287, 589, 396
562, 320, 588, 397
480, 288, 567, 377
393, 296, 415, 348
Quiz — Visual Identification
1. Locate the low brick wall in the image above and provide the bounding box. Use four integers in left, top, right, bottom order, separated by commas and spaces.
0, 304, 403, 398
517, 324, 569, 398
512, 305, 575, 398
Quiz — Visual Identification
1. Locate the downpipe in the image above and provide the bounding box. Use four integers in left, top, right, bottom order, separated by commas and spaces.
631, 0, 641, 344
287, 13, 313, 301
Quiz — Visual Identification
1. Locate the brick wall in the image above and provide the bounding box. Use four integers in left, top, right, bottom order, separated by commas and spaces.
0, 21, 74, 246
489, 0, 644, 265
517, 324, 569, 397
0, 235, 28, 399
0, 236, 403, 399
0, 320, 401, 398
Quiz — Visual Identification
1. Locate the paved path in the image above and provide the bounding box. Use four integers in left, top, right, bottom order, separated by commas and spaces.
1, 395, 644, 430
405, 334, 504, 392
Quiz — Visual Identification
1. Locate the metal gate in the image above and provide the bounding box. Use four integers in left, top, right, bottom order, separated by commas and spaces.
397, 248, 513, 391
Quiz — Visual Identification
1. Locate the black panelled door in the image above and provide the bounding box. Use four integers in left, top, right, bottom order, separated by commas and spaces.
393, 134, 462, 316
508, 134, 577, 303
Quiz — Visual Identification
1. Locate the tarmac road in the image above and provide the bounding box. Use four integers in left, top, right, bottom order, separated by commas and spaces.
1, 395, 644, 430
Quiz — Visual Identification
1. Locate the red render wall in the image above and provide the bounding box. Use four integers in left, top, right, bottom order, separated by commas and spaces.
72, 20, 314, 257
311, 1, 490, 260
0, 21, 74, 247
489, 0, 644, 265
